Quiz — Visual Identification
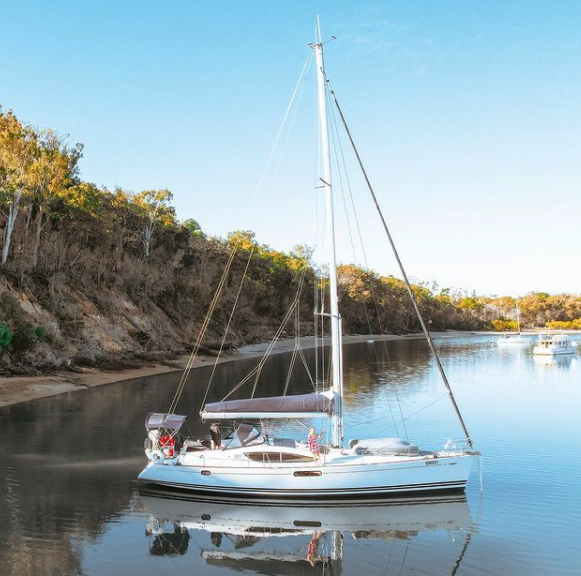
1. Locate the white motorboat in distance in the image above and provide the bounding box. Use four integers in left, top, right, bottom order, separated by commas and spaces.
533, 334, 577, 356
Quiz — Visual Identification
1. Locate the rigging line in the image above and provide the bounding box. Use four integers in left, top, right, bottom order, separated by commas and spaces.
291, 271, 317, 389
252, 264, 308, 398
169, 245, 237, 410
297, 346, 316, 389
167, 243, 239, 414
283, 341, 300, 396
223, 298, 298, 400
327, 84, 404, 439
270, 55, 311, 186
327, 82, 394, 370
390, 376, 409, 442
221, 263, 308, 401
284, 295, 316, 392
397, 538, 412, 576
330, 94, 391, 334
251, 51, 313, 204
328, 82, 473, 448
450, 531, 473, 576
327, 89, 383, 365
198, 246, 256, 414
344, 392, 448, 430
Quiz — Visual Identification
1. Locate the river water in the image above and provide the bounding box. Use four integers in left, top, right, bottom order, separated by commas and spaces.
1, 335, 580, 576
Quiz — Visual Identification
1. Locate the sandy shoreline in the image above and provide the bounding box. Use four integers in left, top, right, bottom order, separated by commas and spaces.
0, 331, 497, 408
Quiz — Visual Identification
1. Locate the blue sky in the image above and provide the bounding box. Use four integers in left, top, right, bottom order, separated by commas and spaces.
1, 1, 580, 296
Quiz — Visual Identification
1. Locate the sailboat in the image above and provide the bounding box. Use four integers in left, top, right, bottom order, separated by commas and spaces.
138, 22, 478, 498
497, 300, 531, 345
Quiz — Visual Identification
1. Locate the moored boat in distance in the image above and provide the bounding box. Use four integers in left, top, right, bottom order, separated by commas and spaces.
533, 333, 577, 356
497, 299, 531, 345
497, 333, 532, 345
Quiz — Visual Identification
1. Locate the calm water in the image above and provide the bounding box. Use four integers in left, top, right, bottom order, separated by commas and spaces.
1, 335, 580, 576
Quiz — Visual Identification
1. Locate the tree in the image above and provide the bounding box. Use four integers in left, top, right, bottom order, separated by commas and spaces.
227, 230, 261, 252
132, 189, 176, 256
182, 218, 204, 238
0, 108, 37, 264
28, 130, 83, 266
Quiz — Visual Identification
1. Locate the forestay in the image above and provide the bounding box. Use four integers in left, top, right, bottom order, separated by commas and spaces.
201, 392, 334, 420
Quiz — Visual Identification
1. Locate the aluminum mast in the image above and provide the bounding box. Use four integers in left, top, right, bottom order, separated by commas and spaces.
311, 20, 343, 448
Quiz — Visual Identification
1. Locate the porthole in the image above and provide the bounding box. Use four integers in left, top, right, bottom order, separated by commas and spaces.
293, 520, 322, 527
293, 470, 322, 477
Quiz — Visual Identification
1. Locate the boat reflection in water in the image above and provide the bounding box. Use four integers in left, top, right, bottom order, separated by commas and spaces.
141, 489, 474, 574
533, 354, 576, 369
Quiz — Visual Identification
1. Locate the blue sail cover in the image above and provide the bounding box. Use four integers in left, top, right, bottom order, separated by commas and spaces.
201, 393, 334, 420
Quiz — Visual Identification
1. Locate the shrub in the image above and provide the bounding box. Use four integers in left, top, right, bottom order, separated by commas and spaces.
0, 293, 38, 356
0, 322, 13, 353
33, 325, 46, 339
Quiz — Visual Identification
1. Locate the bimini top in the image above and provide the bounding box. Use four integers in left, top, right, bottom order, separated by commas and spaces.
145, 412, 188, 431
201, 392, 335, 420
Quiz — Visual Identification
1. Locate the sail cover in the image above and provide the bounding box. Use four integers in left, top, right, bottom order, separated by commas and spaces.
145, 412, 187, 431
201, 393, 334, 420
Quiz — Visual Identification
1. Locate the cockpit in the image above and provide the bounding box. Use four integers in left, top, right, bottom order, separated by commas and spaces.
221, 424, 265, 450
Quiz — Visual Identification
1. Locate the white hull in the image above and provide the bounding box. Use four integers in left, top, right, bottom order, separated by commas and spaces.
533, 347, 575, 356
138, 452, 473, 498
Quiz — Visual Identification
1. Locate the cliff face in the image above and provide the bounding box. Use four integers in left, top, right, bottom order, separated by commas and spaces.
0, 207, 320, 373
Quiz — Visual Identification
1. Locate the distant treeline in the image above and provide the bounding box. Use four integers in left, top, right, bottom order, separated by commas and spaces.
1, 106, 579, 372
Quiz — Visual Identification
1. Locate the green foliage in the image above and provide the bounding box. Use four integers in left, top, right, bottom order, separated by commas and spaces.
132, 188, 176, 227
0, 321, 12, 353
491, 320, 519, 331
33, 325, 46, 339
182, 218, 204, 238
546, 319, 581, 330
227, 230, 260, 252
0, 293, 38, 357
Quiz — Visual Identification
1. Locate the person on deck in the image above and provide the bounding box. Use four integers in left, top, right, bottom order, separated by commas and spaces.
210, 421, 222, 450
307, 427, 323, 460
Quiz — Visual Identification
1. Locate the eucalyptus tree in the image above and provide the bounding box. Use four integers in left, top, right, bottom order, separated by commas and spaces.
28, 129, 83, 266
132, 188, 175, 257
0, 109, 37, 265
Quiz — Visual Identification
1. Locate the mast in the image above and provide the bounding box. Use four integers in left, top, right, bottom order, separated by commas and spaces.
516, 299, 521, 334
312, 19, 343, 447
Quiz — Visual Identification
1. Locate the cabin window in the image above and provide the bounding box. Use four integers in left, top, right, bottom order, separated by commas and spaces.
280, 453, 316, 463
245, 452, 281, 463
245, 452, 316, 463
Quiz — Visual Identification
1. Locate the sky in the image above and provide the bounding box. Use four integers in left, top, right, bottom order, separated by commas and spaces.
1, 0, 580, 296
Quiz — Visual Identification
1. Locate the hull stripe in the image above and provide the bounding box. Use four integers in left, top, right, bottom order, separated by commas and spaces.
139, 478, 467, 497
